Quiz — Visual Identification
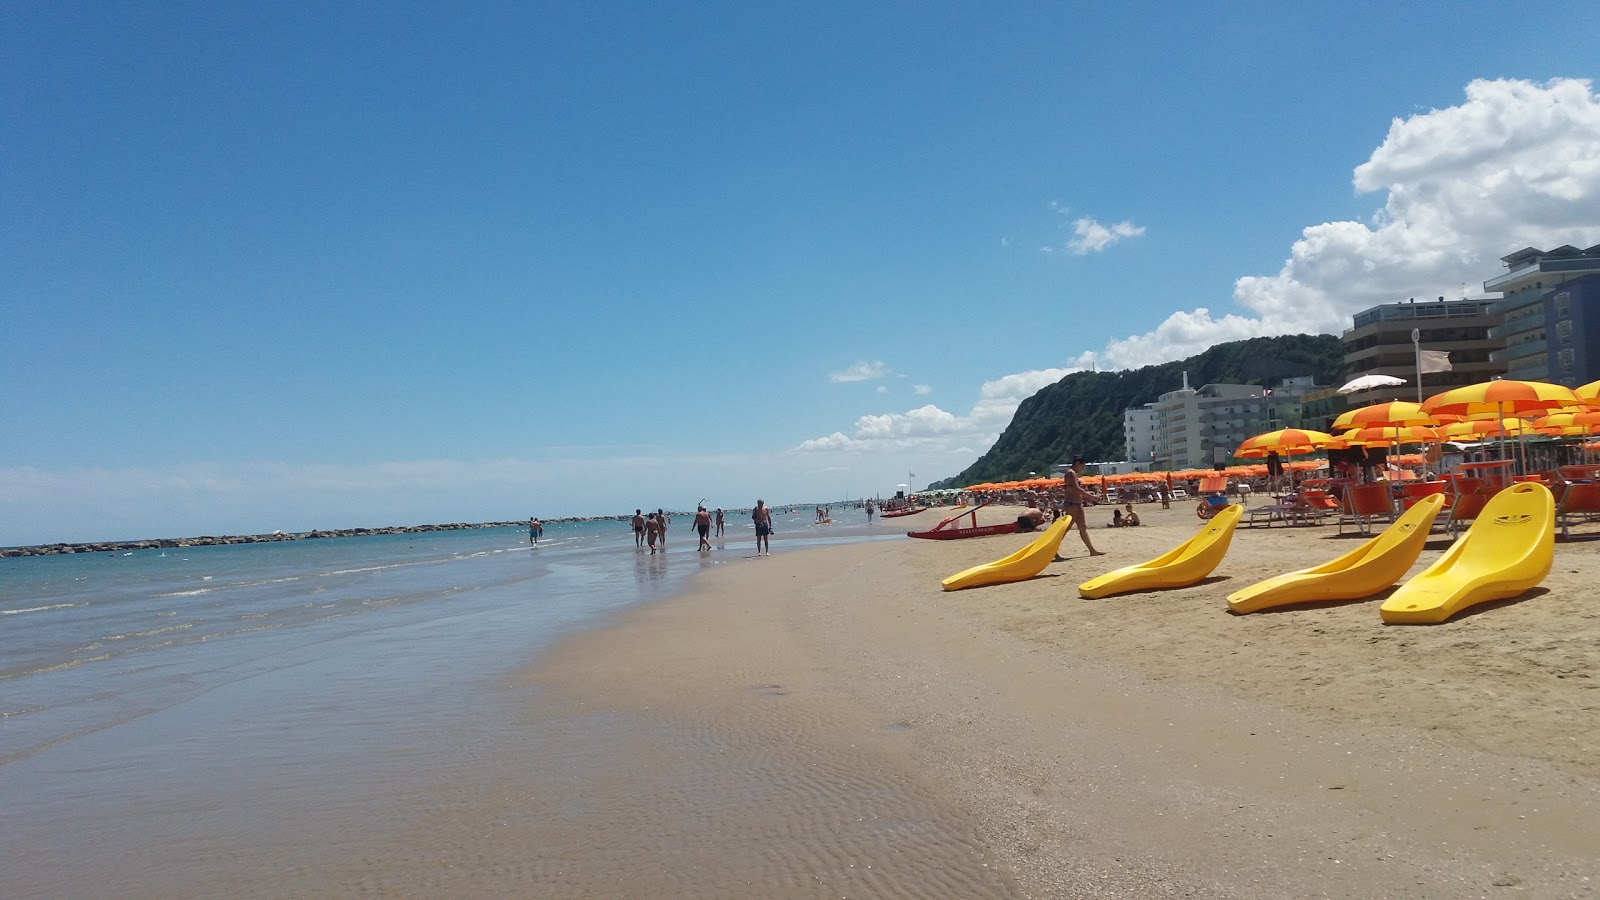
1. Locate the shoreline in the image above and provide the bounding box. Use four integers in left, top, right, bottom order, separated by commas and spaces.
512, 502, 1600, 897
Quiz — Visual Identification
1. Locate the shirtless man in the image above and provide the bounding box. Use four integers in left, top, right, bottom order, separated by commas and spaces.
752, 500, 773, 556
1061, 457, 1105, 556
631, 509, 646, 547
1123, 503, 1141, 526
865, 497, 875, 522
528, 516, 542, 544
693, 506, 712, 551
656, 509, 667, 549
714, 507, 725, 537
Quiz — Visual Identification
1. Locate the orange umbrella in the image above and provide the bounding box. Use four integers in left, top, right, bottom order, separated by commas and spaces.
1331, 400, 1434, 431
1234, 428, 1336, 457
1338, 424, 1442, 447
1421, 379, 1582, 418
1437, 418, 1531, 441
1533, 410, 1600, 435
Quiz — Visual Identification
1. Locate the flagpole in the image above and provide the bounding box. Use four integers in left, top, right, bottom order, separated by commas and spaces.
1412, 328, 1422, 404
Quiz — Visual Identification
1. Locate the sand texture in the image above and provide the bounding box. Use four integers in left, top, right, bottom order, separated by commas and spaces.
519, 501, 1600, 898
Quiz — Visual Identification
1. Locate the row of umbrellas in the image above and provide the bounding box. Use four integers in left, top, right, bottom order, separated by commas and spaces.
1237, 378, 1600, 463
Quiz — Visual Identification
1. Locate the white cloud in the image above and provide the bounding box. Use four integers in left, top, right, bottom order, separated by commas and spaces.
875, 385, 888, 394
1076, 77, 1600, 372
795, 368, 1075, 455
828, 360, 889, 382
912, 384, 932, 395
1067, 216, 1146, 254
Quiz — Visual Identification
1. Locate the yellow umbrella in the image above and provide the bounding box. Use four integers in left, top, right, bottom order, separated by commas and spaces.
1423, 381, 1582, 474
1339, 424, 1442, 447
1234, 428, 1336, 457
1533, 410, 1600, 434
1437, 418, 1531, 441
1331, 400, 1435, 431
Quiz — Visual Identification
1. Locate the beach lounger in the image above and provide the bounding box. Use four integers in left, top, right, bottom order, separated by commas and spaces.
1338, 482, 1395, 536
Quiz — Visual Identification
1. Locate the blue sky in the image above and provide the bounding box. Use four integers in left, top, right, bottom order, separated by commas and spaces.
4, 2, 1600, 544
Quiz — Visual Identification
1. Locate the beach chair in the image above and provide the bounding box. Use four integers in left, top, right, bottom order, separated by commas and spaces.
1400, 480, 1448, 511
1294, 488, 1340, 525
1195, 476, 1234, 520
1338, 482, 1395, 536
1246, 499, 1297, 527
1441, 477, 1492, 538
1554, 468, 1600, 540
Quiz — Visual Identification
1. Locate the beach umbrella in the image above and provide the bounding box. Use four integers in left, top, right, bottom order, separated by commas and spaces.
1234, 428, 1336, 457
1421, 380, 1582, 418
1331, 400, 1435, 431
1437, 418, 1531, 441
1576, 379, 1600, 407
1533, 410, 1600, 435
1424, 380, 1582, 474
1337, 374, 1407, 395
1338, 424, 1443, 447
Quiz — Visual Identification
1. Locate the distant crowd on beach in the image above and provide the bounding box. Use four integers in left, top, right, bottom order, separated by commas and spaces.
618, 500, 779, 556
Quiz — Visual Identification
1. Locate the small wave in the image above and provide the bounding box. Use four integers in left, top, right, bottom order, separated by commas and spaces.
1, 703, 49, 718
154, 587, 214, 598
102, 623, 195, 642
1, 602, 83, 616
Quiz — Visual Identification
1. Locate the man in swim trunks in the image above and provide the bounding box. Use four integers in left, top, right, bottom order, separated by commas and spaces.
694, 506, 712, 551
1061, 457, 1105, 556
714, 507, 725, 537
631, 509, 646, 547
529, 516, 542, 544
752, 499, 773, 556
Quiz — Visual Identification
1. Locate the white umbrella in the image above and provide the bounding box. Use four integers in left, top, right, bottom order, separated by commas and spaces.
1337, 374, 1407, 394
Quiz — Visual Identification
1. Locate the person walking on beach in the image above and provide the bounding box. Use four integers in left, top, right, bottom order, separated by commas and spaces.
865, 497, 875, 522
644, 512, 661, 554
631, 509, 646, 548
714, 507, 725, 537
1061, 457, 1105, 557
693, 506, 713, 551
656, 509, 667, 549
529, 516, 543, 545
752, 500, 773, 556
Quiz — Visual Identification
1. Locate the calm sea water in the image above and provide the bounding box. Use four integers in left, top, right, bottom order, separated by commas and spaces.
0, 506, 888, 896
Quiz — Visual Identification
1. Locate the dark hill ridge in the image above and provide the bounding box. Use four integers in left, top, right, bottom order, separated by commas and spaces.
930, 334, 1345, 488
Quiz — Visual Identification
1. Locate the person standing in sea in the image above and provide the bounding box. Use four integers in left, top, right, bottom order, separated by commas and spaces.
1061, 457, 1105, 557
714, 507, 725, 537
631, 509, 646, 548
644, 512, 661, 554
656, 509, 668, 549
528, 516, 543, 545
693, 506, 713, 551
752, 500, 773, 556
866, 497, 875, 522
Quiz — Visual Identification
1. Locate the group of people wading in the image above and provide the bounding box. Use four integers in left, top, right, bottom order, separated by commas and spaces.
627, 501, 776, 556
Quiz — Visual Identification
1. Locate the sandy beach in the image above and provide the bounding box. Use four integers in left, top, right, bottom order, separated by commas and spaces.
518, 502, 1600, 898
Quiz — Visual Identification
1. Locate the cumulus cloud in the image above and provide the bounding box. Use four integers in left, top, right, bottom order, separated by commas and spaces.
1067, 217, 1147, 254
828, 360, 890, 382
795, 368, 1075, 454
1076, 77, 1600, 372
913, 384, 932, 395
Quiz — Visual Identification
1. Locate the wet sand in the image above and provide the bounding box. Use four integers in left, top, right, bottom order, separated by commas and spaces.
517, 503, 1600, 898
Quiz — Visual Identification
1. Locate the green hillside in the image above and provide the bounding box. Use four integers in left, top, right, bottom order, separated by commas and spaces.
930, 334, 1345, 488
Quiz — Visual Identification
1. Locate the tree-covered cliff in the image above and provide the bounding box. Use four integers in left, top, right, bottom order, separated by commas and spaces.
929, 334, 1345, 488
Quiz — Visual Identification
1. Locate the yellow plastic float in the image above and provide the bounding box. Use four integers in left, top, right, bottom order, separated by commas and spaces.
1227, 493, 1446, 613
941, 515, 1072, 591
1380, 482, 1554, 624
1078, 503, 1242, 599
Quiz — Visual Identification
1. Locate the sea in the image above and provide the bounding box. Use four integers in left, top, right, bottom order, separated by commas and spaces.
0, 505, 891, 897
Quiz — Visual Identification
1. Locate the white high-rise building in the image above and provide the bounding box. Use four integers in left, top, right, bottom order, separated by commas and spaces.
1124, 404, 1157, 466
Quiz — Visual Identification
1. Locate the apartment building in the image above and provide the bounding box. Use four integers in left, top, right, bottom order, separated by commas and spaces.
1484, 244, 1600, 385
1341, 298, 1505, 406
